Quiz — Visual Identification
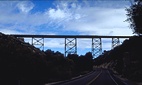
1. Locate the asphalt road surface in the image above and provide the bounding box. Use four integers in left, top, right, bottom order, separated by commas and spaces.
52, 68, 135, 85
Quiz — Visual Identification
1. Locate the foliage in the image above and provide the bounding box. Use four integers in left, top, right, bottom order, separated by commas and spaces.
44, 50, 75, 82
0, 33, 48, 85
126, 0, 142, 35
0, 33, 94, 85
94, 36, 142, 82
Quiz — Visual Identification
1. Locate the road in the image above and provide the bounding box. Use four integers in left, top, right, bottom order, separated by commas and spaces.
51, 68, 135, 85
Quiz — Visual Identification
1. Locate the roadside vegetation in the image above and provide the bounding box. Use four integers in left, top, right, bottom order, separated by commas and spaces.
0, 32, 94, 85
94, 0, 142, 83
94, 36, 142, 82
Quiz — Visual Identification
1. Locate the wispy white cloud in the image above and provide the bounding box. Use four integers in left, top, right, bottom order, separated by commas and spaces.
0, 1, 51, 34
48, 7, 71, 20
0, 0, 132, 35
43, 0, 133, 36
16, 1, 34, 13
0, 0, 133, 52
62, 7, 131, 35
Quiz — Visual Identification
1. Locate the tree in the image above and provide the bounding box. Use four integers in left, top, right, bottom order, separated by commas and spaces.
126, 0, 142, 35
84, 52, 94, 71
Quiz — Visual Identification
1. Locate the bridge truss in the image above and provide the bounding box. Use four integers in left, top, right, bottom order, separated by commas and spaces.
10, 35, 131, 58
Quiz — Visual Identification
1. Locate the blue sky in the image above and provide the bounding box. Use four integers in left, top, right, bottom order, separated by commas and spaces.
0, 0, 135, 56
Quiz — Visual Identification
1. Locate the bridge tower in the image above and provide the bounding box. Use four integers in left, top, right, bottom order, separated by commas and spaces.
32, 37, 44, 50
92, 38, 102, 58
112, 38, 120, 49
10, 34, 131, 57
65, 38, 77, 57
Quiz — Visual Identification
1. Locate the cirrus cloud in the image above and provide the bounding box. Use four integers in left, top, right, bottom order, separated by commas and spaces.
0, 0, 134, 53
17, 1, 34, 13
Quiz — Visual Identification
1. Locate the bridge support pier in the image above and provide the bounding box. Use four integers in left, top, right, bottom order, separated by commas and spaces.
92, 38, 102, 58
65, 38, 77, 57
112, 38, 120, 49
32, 37, 44, 50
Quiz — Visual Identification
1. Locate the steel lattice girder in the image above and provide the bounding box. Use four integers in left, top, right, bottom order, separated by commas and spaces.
112, 38, 120, 49
92, 38, 102, 58
65, 38, 77, 57
32, 37, 44, 50
11, 34, 131, 57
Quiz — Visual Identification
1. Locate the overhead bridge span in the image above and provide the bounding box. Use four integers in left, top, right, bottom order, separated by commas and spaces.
10, 34, 132, 58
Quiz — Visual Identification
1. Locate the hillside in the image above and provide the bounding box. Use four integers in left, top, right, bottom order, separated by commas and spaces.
94, 36, 142, 82
0, 32, 94, 85
0, 33, 49, 85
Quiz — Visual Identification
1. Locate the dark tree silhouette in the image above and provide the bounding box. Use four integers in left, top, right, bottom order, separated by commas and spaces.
93, 36, 142, 82
126, 0, 142, 35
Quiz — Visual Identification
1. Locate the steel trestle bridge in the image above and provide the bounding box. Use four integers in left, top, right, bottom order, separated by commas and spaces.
10, 34, 132, 58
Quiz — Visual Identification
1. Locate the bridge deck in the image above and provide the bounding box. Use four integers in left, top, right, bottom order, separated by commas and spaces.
10, 34, 132, 38
8, 34, 132, 57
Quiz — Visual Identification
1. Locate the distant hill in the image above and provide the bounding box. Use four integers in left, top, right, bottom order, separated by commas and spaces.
94, 36, 142, 82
